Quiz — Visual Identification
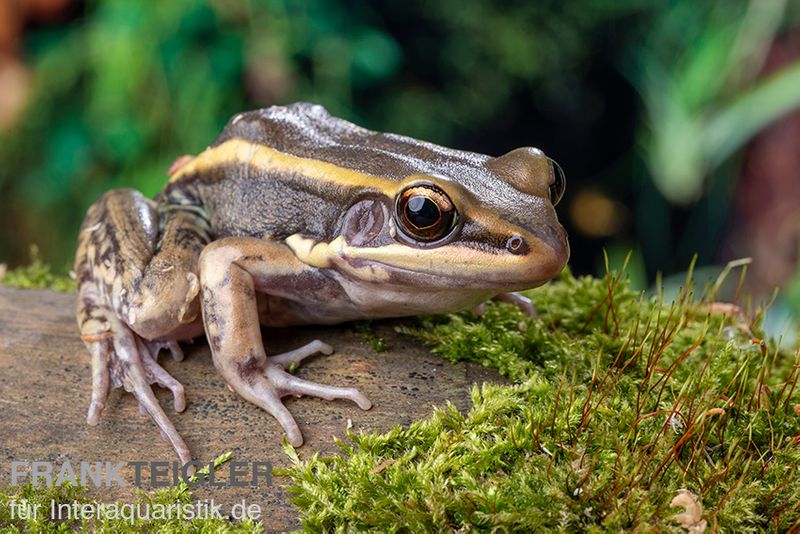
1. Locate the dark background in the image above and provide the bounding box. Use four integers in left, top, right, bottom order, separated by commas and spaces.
0, 0, 798, 337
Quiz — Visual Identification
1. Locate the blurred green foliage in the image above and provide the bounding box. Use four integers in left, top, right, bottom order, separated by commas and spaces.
0, 0, 799, 323
640, 0, 800, 203
0, 0, 658, 268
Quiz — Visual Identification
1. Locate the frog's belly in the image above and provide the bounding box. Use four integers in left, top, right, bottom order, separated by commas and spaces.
256, 274, 493, 327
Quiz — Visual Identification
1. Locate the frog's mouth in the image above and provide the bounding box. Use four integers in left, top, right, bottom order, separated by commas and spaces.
334, 233, 569, 292
286, 225, 569, 292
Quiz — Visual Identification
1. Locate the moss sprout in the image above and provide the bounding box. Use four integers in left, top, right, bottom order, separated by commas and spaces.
355, 321, 390, 353
1, 246, 75, 292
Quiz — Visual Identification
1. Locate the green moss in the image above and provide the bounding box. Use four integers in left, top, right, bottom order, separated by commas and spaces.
0, 453, 261, 532
355, 321, 390, 353
285, 266, 800, 532
1, 246, 75, 293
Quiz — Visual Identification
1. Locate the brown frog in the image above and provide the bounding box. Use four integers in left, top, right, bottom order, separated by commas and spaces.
74, 102, 569, 466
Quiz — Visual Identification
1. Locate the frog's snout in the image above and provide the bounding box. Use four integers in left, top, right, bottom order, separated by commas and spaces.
517, 223, 569, 286
538, 223, 570, 265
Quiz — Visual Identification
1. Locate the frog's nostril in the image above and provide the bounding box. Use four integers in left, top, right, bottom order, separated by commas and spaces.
506, 235, 528, 255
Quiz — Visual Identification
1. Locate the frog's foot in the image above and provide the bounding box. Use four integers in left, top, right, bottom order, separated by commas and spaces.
222, 340, 371, 447
474, 292, 538, 317
82, 313, 191, 466
494, 292, 537, 316
198, 237, 374, 446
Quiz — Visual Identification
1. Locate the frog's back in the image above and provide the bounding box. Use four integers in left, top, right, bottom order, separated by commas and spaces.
164, 103, 505, 242
212, 102, 491, 182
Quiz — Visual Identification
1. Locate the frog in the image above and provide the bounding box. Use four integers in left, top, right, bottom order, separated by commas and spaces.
74, 102, 569, 467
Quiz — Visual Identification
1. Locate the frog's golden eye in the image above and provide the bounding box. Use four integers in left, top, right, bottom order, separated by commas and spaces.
548, 160, 566, 206
395, 184, 458, 243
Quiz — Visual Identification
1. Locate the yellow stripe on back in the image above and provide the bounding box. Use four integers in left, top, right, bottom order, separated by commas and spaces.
169, 138, 396, 194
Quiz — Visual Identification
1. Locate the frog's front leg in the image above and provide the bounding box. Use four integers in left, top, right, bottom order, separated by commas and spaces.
199, 237, 372, 446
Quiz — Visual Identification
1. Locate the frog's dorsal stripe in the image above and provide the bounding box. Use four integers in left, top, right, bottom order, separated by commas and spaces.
169, 138, 396, 195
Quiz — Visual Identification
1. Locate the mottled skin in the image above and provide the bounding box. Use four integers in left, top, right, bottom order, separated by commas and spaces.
74, 103, 570, 466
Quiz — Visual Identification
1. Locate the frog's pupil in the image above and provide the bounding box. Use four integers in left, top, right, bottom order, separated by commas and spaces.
406, 195, 440, 229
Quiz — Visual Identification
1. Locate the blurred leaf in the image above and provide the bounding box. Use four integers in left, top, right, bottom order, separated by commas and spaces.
706, 60, 800, 166
351, 28, 401, 83
640, 0, 800, 204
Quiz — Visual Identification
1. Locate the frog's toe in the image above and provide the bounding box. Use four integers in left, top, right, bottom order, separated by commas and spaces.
265, 397, 304, 447
228, 370, 304, 446
139, 340, 187, 412
269, 339, 333, 370
130, 378, 193, 466
114, 330, 192, 465
167, 340, 185, 362
494, 292, 538, 317
267, 366, 372, 411
167, 154, 195, 176
86, 340, 112, 425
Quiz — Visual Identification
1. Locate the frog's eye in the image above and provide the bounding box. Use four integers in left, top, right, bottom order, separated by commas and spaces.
395, 184, 458, 243
548, 160, 566, 206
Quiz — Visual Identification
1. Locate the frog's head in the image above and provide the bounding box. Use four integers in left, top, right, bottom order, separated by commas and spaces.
286, 145, 569, 293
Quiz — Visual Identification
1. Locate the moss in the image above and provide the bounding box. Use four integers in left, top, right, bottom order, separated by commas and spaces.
0, 453, 261, 532
355, 321, 390, 353
285, 266, 800, 532
0, 246, 75, 293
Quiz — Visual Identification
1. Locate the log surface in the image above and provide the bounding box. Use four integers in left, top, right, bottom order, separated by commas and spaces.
0, 286, 502, 531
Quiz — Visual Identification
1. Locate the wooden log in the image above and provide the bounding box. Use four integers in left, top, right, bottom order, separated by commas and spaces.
0, 286, 502, 530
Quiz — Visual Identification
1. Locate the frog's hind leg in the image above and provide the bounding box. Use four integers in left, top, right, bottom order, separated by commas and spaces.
199, 237, 372, 447
74, 188, 209, 466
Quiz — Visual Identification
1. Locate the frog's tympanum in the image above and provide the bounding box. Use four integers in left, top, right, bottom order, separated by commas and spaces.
74, 103, 569, 465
